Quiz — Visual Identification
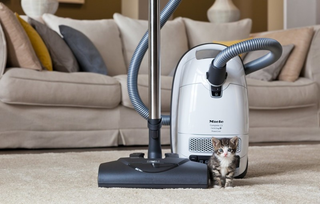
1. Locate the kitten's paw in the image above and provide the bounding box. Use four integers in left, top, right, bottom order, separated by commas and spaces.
225, 186, 234, 189
213, 185, 222, 189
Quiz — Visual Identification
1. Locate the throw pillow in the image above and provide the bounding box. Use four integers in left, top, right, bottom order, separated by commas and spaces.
113, 13, 189, 75
254, 27, 314, 82
42, 13, 126, 76
60, 25, 107, 75
304, 28, 320, 79
213, 37, 253, 58
15, 14, 53, 71
183, 18, 252, 48
0, 23, 6, 77
28, 18, 79, 72
0, 3, 42, 70
244, 44, 295, 81
213, 38, 253, 47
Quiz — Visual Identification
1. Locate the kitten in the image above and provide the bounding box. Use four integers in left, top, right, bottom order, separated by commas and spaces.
208, 136, 239, 188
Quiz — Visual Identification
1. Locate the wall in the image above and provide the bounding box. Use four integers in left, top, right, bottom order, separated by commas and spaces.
268, 0, 283, 31
284, 0, 320, 29
173, 0, 268, 33
3, 0, 267, 32
122, 0, 170, 20
2, 0, 121, 19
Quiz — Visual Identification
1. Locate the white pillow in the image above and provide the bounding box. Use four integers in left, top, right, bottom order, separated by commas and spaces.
183, 18, 252, 48
113, 13, 189, 75
0, 23, 6, 77
42, 14, 127, 76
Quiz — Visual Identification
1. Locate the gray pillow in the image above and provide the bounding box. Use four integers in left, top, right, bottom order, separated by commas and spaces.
28, 18, 79, 72
244, 44, 295, 81
59, 25, 107, 75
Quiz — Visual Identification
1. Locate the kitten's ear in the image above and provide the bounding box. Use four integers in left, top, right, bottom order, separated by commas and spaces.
230, 136, 239, 147
211, 137, 220, 147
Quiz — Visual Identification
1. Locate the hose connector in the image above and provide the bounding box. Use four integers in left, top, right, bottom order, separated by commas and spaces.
206, 60, 227, 87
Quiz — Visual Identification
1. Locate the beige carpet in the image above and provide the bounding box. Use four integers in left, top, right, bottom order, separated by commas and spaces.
1, 145, 320, 204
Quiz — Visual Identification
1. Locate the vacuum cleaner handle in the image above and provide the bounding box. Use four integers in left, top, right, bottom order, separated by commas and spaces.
213, 38, 283, 75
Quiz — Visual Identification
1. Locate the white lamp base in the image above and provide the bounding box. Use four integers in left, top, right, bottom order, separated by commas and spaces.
21, 0, 59, 18
207, 0, 240, 23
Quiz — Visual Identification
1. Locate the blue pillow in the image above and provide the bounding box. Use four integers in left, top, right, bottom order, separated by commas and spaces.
59, 25, 107, 75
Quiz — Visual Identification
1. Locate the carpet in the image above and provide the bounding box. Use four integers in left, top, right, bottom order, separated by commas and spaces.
0, 145, 320, 204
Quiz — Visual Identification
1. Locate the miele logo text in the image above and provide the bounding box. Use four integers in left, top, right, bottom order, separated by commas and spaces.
209, 120, 224, 123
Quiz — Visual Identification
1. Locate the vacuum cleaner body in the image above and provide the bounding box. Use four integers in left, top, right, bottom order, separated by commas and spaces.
98, 0, 281, 188
171, 43, 249, 177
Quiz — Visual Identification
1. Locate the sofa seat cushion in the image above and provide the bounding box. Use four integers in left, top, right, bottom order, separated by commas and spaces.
247, 77, 319, 109
0, 68, 121, 108
115, 75, 172, 112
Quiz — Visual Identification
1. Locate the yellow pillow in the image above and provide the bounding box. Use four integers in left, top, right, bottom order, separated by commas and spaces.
213, 38, 252, 58
15, 14, 53, 71
213, 38, 253, 46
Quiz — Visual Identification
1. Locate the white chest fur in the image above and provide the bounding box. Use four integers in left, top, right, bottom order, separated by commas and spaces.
218, 156, 233, 177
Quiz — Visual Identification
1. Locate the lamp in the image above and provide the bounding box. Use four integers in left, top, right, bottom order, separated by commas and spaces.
21, 0, 59, 18
207, 0, 240, 23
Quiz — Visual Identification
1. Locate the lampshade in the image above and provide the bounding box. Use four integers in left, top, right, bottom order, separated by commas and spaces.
21, 0, 59, 17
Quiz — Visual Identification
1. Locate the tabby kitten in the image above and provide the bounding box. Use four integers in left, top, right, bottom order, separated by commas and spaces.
208, 136, 239, 188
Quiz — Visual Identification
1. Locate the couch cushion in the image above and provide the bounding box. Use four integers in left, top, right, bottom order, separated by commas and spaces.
15, 14, 53, 71
29, 18, 79, 73
0, 3, 42, 71
254, 27, 314, 82
0, 68, 121, 108
183, 18, 252, 48
115, 75, 172, 112
59, 25, 107, 75
0, 23, 6, 77
113, 13, 189, 76
247, 77, 319, 109
42, 14, 127, 76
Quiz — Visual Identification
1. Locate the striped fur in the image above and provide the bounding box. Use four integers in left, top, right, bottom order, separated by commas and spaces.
208, 136, 238, 188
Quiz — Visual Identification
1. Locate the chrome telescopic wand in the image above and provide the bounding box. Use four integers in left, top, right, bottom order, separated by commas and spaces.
148, 0, 162, 159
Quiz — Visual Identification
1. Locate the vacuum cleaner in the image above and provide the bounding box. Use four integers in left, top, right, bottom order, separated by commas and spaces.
98, 0, 282, 188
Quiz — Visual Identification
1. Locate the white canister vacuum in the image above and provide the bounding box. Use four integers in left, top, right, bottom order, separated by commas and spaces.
170, 42, 282, 177
98, 0, 282, 188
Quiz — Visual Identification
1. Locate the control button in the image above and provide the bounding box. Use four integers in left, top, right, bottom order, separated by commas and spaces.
165, 153, 179, 158
129, 153, 145, 158
189, 155, 198, 162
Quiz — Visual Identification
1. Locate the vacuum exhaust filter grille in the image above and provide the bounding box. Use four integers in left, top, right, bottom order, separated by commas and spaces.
189, 137, 241, 153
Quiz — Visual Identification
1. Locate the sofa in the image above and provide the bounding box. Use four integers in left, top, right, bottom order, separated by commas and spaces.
0, 3, 319, 149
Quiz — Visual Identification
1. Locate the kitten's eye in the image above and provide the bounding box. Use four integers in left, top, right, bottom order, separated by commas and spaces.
228, 148, 233, 153
218, 149, 223, 153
